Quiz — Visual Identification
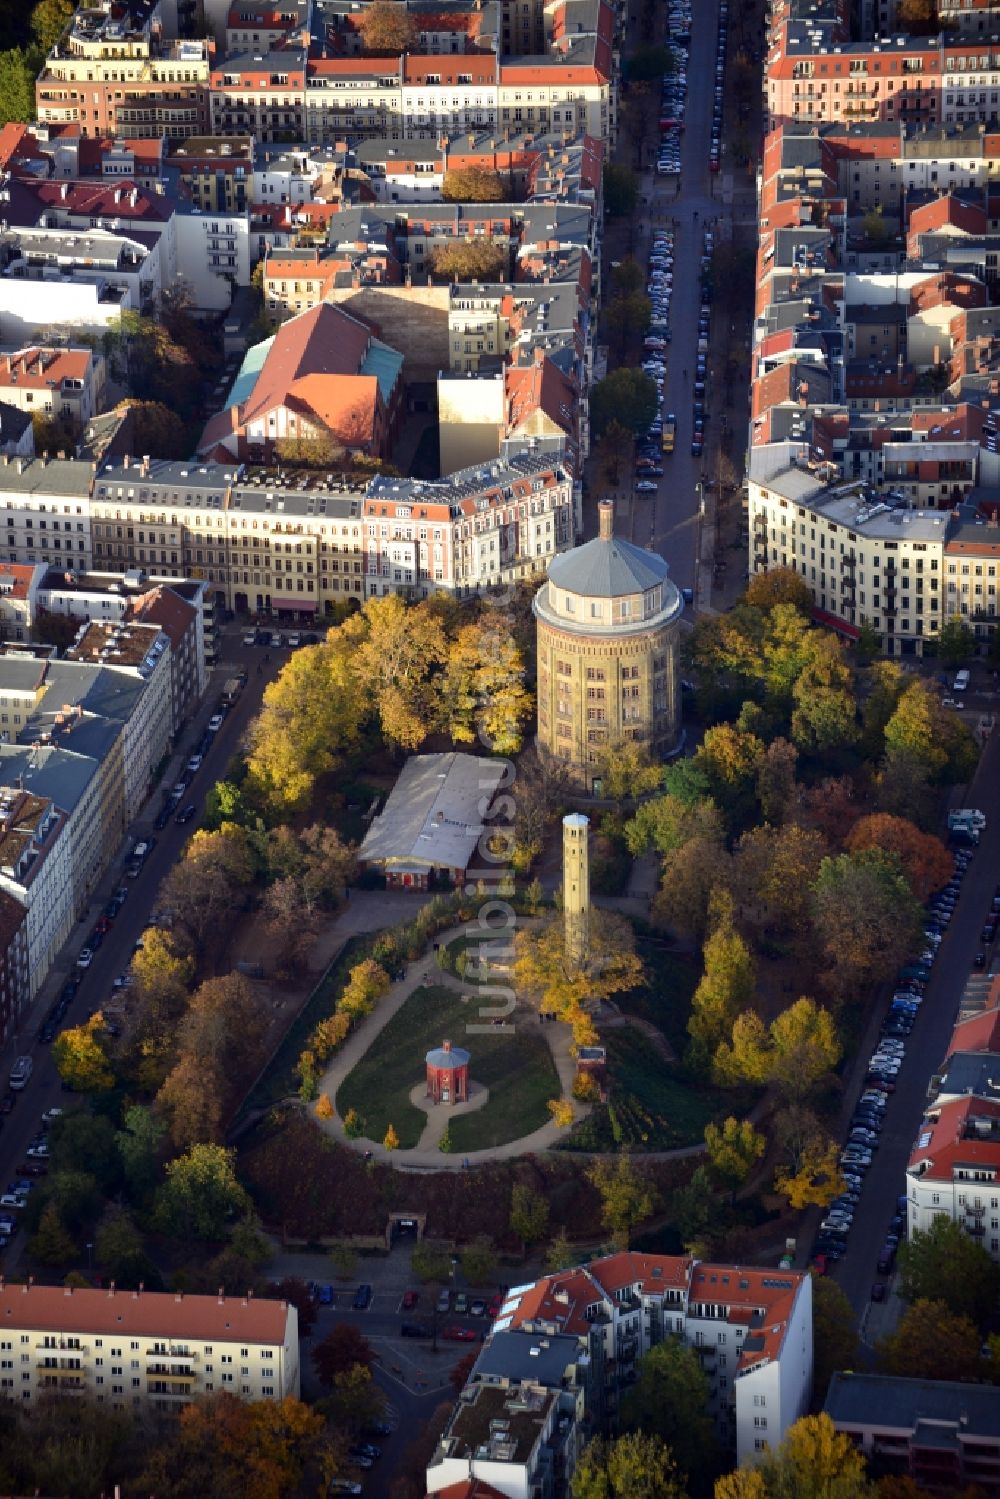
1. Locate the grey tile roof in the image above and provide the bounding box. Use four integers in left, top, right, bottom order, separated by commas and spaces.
547, 534, 669, 597
826, 1373, 1000, 1439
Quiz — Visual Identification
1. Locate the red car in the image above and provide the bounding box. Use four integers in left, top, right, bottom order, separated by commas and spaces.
401, 1290, 419, 1311
810, 1254, 827, 1276
441, 1325, 477, 1342
95, 916, 113, 934
487, 1294, 503, 1319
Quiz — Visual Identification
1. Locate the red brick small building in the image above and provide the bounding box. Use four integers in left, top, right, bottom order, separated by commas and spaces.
426, 1040, 470, 1105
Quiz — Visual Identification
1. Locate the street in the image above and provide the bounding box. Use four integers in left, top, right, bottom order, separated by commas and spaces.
826, 724, 1000, 1339
0, 629, 286, 1260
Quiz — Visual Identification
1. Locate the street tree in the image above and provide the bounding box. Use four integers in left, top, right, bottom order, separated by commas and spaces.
606, 292, 652, 349
810, 848, 923, 1000
876, 1299, 982, 1382
811, 1276, 858, 1405
897, 1215, 1000, 1328
161, 825, 257, 956
312, 1324, 374, 1387
773, 1106, 844, 1210
935, 617, 976, 666
572, 1433, 688, 1499
442, 167, 505, 201
845, 815, 953, 903
322, 1365, 387, 1437
602, 164, 639, 217
154, 1143, 251, 1241
704, 1116, 766, 1192
587, 1151, 658, 1250
590, 367, 658, 437
53, 1013, 114, 1092
621, 1337, 720, 1490
627, 44, 674, 82
744, 567, 813, 615
356, 1, 416, 53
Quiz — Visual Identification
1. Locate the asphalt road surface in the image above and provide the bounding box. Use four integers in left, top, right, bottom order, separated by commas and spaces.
827, 727, 1000, 1333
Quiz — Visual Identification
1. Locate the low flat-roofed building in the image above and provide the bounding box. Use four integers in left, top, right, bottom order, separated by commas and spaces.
825, 1373, 1000, 1491
358, 752, 506, 889
428, 1380, 561, 1499
0, 1282, 299, 1412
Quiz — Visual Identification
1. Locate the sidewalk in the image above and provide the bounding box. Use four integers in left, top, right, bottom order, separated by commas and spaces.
312, 922, 592, 1170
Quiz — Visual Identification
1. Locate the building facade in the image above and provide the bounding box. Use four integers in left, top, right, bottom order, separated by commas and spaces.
533, 501, 682, 790
0, 1283, 299, 1412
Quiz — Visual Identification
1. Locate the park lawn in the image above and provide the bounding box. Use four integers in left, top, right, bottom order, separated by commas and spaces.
336, 983, 558, 1150
620, 939, 699, 1059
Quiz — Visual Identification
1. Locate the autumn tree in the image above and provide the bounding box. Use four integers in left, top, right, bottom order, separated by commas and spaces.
356, 0, 417, 53
573, 1433, 689, 1499
845, 815, 953, 904
652, 834, 730, 943
118, 399, 189, 460
510, 1182, 550, 1252
154, 1144, 251, 1241
442, 167, 506, 202
810, 849, 922, 1000
348, 593, 450, 750
53, 1013, 114, 1092
546, 1226, 576, 1272
717, 998, 841, 1099
897, 0, 938, 33
744, 567, 813, 614
313, 1324, 374, 1387
430, 238, 507, 283
812, 1276, 858, 1405
587, 1151, 658, 1250
513, 908, 643, 1034
246, 637, 361, 812
161, 825, 257, 957
897, 1215, 1000, 1328
687, 897, 756, 1067
704, 1116, 766, 1192
441, 611, 532, 754
127, 928, 194, 1085
876, 1299, 982, 1383
31, 0, 75, 53
156, 973, 267, 1148
773, 1105, 844, 1210
730, 823, 826, 940
717, 1413, 875, 1499
883, 677, 978, 785
756, 737, 799, 823
591, 738, 664, 807
622, 1338, 719, 1490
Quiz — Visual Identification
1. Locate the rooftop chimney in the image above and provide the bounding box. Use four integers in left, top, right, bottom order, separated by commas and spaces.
598, 498, 613, 541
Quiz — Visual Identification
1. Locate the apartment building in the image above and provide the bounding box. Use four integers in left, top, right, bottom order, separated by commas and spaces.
0, 348, 106, 431
0, 1283, 299, 1411
435, 1252, 813, 1475
34, 6, 213, 140
0, 784, 70, 998
906, 1093, 1000, 1258
0, 889, 29, 1047
0, 457, 93, 572
209, 48, 307, 141
0, 225, 157, 344
826, 1373, 1000, 1490
0, 564, 43, 643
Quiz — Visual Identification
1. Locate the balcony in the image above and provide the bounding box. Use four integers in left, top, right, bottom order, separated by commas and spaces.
967, 1221, 986, 1236
965, 1204, 986, 1218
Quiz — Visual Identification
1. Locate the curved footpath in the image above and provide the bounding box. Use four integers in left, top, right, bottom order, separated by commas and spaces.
308, 920, 712, 1171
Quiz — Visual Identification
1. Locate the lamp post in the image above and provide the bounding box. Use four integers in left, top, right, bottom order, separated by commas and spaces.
86, 1242, 93, 1277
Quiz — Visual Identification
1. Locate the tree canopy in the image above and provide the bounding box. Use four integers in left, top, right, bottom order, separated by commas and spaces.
590, 367, 659, 437
896, 1215, 1000, 1329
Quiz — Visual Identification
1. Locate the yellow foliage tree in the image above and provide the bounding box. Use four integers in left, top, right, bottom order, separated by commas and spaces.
704, 1116, 766, 1190
513, 909, 643, 1024
547, 1098, 574, 1128
774, 1122, 844, 1211
383, 1123, 400, 1151
315, 1093, 334, 1120
246, 637, 361, 812
587, 1151, 659, 1250
53, 1012, 114, 1092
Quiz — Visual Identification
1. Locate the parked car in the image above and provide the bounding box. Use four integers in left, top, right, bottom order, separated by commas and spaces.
207, 714, 225, 733
441, 1325, 477, 1341
401, 1290, 419, 1310
353, 1284, 373, 1310
436, 1288, 451, 1312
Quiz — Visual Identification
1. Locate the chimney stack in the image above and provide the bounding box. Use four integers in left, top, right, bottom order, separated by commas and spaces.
598, 498, 613, 540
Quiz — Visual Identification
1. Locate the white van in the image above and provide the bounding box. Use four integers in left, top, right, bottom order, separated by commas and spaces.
953, 669, 970, 693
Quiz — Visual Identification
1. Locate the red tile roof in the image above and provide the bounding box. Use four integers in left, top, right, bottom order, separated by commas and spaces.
0, 1283, 292, 1343
133, 585, 197, 651
0, 564, 39, 601
0, 348, 93, 391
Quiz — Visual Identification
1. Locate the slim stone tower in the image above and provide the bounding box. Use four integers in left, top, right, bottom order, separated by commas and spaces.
563, 813, 590, 970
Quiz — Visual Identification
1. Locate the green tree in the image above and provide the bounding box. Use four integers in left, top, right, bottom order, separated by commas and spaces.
935, 616, 976, 666
627, 44, 674, 82
94, 1205, 147, 1285
510, 1183, 550, 1252
0, 49, 37, 125
862, 207, 888, 243
587, 1151, 658, 1250
154, 1144, 251, 1242
461, 1236, 498, 1285
671, 1163, 716, 1254
590, 367, 658, 437
573, 1433, 688, 1499
704, 1116, 766, 1191
29, 1202, 77, 1267
897, 1215, 1000, 1328
876, 1299, 982, 1382
603, 163, 639, 217
31, 0, 75, 53
625, 785, 721, 858
545, 1226, 576, 1272
411, 1240, 451, 1283
811, 1276, 858, 1405
687, 899, 756, 1065
855, 618, 881, 663
622, 1338, 719, 1490
790, 633, 858, 753
606, 292, 652, 347
116, 1104, 166, 1203
48, 1112, 122, 1194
